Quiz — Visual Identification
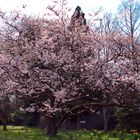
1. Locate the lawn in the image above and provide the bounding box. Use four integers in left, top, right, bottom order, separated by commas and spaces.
0, 126, 140, 140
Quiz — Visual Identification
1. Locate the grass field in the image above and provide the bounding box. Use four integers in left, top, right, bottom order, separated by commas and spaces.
0, 126, 140, 140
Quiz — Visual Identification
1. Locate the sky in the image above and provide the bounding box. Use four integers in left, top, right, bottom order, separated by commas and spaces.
0, 0, 122, 17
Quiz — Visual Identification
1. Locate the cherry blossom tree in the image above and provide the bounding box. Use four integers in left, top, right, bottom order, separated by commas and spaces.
0, 54, 18, 130
0, 1, 140, 135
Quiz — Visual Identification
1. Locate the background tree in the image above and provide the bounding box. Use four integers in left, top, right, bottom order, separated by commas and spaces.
118, 0, 140, 44
0, 66, 18, 130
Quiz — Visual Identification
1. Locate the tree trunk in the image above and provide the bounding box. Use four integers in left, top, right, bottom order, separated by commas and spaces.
77, 113, 80, 130
46, 115, 58, 136
3, 124, 7, 131
2, 120, 7, 131
103, 107, 109, 131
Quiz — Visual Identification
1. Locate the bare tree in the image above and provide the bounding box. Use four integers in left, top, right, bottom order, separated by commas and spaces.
118, 0, 140, 44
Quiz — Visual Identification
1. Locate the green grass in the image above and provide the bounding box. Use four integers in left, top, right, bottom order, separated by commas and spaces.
0, 126, 140, 140
0, 126, 48, 140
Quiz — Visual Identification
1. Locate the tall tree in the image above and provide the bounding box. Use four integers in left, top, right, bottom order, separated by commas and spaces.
118, 0, 140, 44
0, 2, 140, 136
